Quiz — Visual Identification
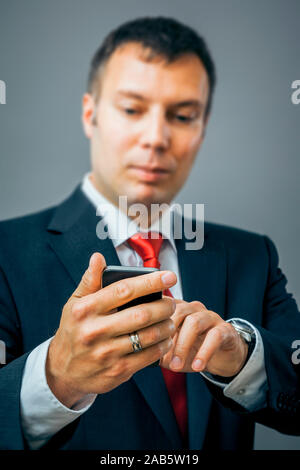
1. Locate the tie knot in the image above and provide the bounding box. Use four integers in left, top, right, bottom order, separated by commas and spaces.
127, 232, 163, 268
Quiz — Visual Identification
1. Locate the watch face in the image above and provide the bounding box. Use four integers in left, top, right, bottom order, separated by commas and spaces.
231, 322, 253, 343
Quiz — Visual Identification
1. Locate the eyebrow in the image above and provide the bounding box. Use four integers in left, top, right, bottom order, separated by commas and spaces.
115, 90, 204, 110
116, 91, 145, 100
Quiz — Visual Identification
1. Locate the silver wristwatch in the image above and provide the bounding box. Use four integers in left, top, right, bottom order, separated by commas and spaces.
229, 319, 254, 344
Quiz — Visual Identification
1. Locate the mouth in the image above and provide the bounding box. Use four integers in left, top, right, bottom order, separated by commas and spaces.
128, 165, 171, 183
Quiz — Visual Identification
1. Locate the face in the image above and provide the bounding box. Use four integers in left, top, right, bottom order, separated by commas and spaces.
82, 42, 210, 212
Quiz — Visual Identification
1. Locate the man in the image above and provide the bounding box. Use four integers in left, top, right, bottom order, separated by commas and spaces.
0, 16, 300, 450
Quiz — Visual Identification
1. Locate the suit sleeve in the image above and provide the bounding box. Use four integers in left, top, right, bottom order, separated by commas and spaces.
0, 263, 83, 449
0, 264, 30, 449
203, 235, 300, 435
20, 337, 97, 449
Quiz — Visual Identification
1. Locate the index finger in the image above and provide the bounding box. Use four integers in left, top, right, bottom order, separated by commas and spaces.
89, 270, 177, 315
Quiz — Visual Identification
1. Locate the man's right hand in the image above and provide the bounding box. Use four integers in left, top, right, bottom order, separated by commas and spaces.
46, 252, 177, 408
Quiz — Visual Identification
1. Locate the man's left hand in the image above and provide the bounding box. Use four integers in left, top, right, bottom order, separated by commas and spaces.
159, 299, 248, 377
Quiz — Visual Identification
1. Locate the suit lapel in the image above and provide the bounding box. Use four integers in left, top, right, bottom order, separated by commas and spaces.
132, 367, 183, 448
46, 185, 121, 287
46, 187, 227, 449
175, 222, 227, 449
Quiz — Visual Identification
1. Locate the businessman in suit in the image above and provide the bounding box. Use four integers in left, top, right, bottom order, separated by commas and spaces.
1, 17, 300, 450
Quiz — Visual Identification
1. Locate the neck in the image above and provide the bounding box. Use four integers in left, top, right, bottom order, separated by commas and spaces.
89, 173, 170, 229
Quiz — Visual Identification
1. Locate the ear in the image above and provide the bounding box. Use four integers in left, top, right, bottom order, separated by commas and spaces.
81, 93, 97, 139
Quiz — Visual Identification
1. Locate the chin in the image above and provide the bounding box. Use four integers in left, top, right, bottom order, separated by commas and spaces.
128, 184, 170, 207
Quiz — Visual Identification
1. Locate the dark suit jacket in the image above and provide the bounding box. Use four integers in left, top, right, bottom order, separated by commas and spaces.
0, 185, 300, 450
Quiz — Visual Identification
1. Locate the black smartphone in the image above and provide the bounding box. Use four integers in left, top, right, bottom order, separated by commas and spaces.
102, 265, 162, 367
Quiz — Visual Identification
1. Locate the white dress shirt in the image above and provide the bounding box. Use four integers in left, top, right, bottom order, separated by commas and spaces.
20, 173, 268, 449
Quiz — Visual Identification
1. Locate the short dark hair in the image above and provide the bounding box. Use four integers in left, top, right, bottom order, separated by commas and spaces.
87, 16, 216, 117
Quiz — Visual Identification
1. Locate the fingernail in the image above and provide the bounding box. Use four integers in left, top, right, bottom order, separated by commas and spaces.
88, 254, 96, 272
161, 272, 176, 286
192, 359, 203, 371
170, 356, 182, 369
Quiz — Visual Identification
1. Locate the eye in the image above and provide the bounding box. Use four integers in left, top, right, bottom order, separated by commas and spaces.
175, 114, 193, 123
123, 108, 141, 116
168, 109, 199, 124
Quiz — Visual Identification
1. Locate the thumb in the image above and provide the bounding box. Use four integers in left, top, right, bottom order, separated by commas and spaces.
72, 252, 106, 299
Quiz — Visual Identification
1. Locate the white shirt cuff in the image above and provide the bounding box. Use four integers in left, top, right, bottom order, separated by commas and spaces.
20, 337, 97, 449
200, 318, 268, 411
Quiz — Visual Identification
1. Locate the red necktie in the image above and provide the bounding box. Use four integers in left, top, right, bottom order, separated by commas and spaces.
127, 232, 188, 443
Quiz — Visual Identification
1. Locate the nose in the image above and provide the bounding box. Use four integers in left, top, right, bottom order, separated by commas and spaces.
139, 109, 170, 152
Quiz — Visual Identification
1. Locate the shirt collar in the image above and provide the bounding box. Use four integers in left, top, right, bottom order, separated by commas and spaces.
81, 173, 177, 252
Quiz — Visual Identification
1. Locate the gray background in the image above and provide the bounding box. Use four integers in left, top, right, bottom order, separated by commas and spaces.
0, 0, 299, 449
